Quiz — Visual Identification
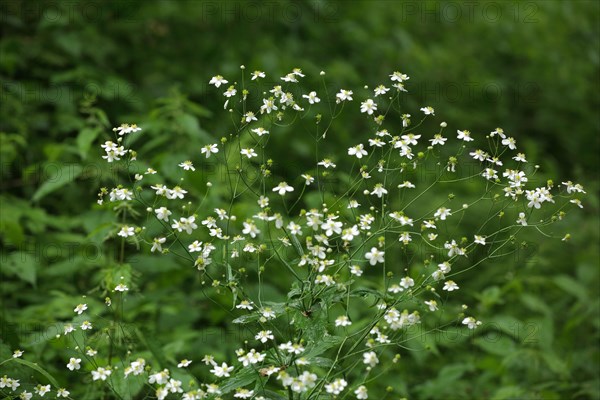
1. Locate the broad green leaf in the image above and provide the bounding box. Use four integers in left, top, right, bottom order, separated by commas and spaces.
2, 251, 36, 286
76, 127, 101, 159
32, 164, 83, 202
111, 369, 145, 400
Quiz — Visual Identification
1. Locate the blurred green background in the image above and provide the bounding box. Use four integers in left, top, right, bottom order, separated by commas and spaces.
1, 0, 599, 398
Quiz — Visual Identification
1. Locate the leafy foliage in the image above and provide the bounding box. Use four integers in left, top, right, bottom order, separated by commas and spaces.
1, 1, 599, 399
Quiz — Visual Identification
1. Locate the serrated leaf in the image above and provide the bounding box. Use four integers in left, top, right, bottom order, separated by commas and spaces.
219, 367, 257, 394
303, 335, 344, 359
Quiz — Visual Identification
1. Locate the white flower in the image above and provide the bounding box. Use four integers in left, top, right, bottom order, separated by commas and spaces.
166, 186, 188, 200
368, 138, 385, 147
562, 181, 586, 194
56, 389, 70, 398
153, 207, 171, 222
260, 97, 278, 114
223, 85, 237, 98
118, 226, 135, 237
374, 85, 390, 96
348, 144, 368, 159
348, 200, 360, 209
114, 283, 129, 292
400, 276, 415, 289
470, 149, 488, 161
209, 75, 228, 87
234, 389, 255, 399
429, 134, 446, 146
242, 221, 260, 238
35, 384, 51, 396
325, 378, 347, 395
398, 181, 416, 189
336, 89, 353, 102
240, 148, 257, 159
517, 212, 528, 226
281, 73, 298, 82
390, 71, 409, 82
570, 199, 583, 209
243, 111, 257, 123
350, 265, 363, 276
261, 307, 276, 319
178, 359, 192, 368
318, 159, 336, 168
360, 99, 377, 115
113, 123, 142, 135
335, 316, 352, 327
420, 106, 435, 115
171, 216, 198, 234
201, 144, 219, 158
81, 321, 92, 330
370, 183, 388, 198
443, 280, 459, 291
301, 174, 314, 185
178, 160, 195, 171
365, 247, 384, 265
302, 91, 320, 104
210, 362, 234, 378
462, 316, 482, 329
255, 330, 274, 343
490, 127, 506, 138
315, 274, 335, 286
251, 70, 265, 80
513, 153, 527, 162
502, 136, 517, 150
424, 300, 438, 311
474, 235, 486, 245
482, 168, 498, 181
151, 237, 166, 253
91, 367, 112, 381
457, 130, 474, 141
434, 207, 451, 220
236, 300, 254, 310
363, 351, 379, 367
279, 341, 305, 354
74, 303, 87, 315
237, 349, 265, 366
273, 182, 294, 195
67, 357, 81, 371
251, 127, 269, 136
355, 385, 369, 399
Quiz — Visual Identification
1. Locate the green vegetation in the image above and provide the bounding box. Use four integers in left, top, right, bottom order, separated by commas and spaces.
1, 1, 598, 399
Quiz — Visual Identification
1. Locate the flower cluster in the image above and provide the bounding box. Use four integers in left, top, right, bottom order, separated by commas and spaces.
2, 67, 584, 400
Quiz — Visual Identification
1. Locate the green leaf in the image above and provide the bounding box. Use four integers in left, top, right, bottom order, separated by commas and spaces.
219, 367, 258, 394
111, 369, 145, 400
12, 358, 61, 387
553, 275, 588, 302
303, 335, 344, 359
135, 328, 169, 369
76, 127, 101, 159
32, 164, 83, 202
2, 251, 37, 286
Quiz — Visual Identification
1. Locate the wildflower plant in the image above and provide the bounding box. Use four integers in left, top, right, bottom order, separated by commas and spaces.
0, 67, 587, 399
